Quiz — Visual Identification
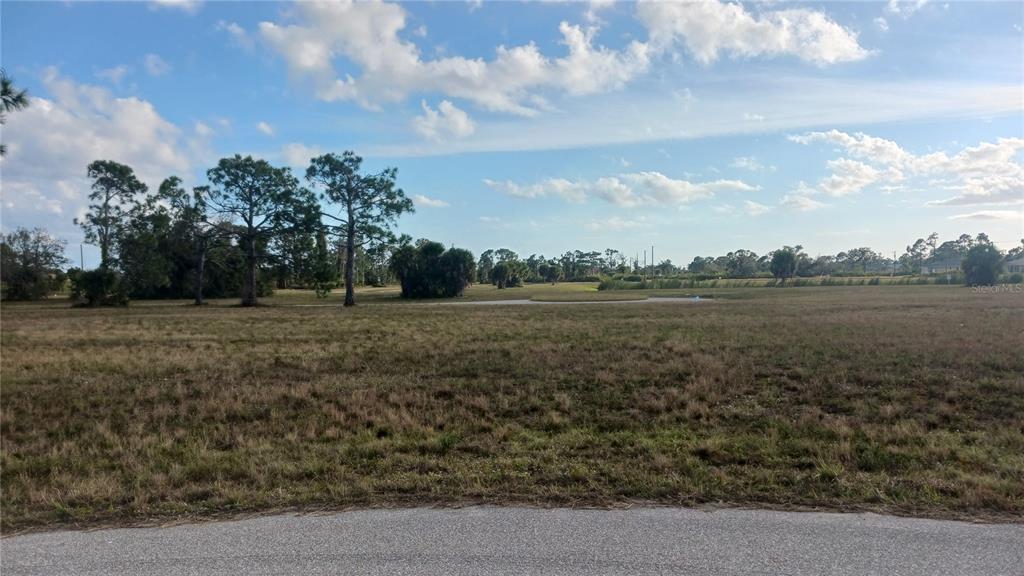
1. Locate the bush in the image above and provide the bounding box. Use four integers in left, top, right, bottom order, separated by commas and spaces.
69, 268, 129, 307
1007, 273, 1023, 284
962, 243, 1003, 286
390, 241, 475, 298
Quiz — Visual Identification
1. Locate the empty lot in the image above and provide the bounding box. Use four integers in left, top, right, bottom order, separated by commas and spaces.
1, 285, 1022, 531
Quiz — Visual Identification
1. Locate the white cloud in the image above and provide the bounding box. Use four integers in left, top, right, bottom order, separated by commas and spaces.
637, 0, 870, 66
412, 194, 449, 208
743, 200, 772, 216
150, 0, 202, 14
0, 68, 208, 234
217, 21, 254, 49
585, 215, 646, 232
144, 53, 172, 76
412, 100, 475, 141
96, 65, 129, 84
792, 130, 1024, 205
584, 0, 616, 24
874, 17, 890, 32
485, 172, 756, 207
369, 78, 1021, 157
780, 194, 826, 212
743, 112, 765, 122
194, 121, 214, 138
949, 210, 1022, 222
731, 156, 775, 172
886, 0, 929, 17
256, 121, 275, 136
478, 215, 501, 223
483, 178, 588, 203
280, 143, 323, 168
255, 1, 650, 116
818, 158, 884, 197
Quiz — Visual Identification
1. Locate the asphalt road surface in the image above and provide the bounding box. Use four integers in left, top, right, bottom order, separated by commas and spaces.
3, 506, 1021, 576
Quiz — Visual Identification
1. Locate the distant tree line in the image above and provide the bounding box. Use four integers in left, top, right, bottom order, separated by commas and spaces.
3, 214, 1021, 302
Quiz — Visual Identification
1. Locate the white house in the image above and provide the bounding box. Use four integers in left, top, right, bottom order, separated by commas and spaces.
920, 259, 961, 275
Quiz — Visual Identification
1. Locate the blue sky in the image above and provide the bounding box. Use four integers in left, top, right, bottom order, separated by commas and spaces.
2, 0, 1022, 267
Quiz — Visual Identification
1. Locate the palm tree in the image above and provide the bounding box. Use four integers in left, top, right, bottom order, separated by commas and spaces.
1, 68, 30, 157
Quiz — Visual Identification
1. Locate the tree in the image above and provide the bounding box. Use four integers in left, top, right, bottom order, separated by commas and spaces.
491, 260, 527, 288
389, 240, 474, 298
158, 177, 220, 305
1006, 239, 1024, 262
76, 160, 148, 269
307, 151, 413, 306
0, 69, 29, 157
724, 250, 759, 278
491, 261, 513, 289
962, 243, 1003, 286
207, 155, 318, 306
477, 249, 495, 284
538, 261, 563, 284
311, 229, 337, 297
118, 192, 175, 298
770, 248, 798, 284
439, 248, 476, 297
0, 227, 68, 300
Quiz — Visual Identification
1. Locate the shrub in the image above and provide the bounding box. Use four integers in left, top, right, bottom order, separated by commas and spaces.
962, 243, 1003, 286
390, 241, 475, 298
1007, 273, 1023, 284
69, 268, 129, 307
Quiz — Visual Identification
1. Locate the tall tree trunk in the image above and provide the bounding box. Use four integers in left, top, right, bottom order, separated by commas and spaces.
242, 235, 257, 307
193, 238, 206, 306
344, 223, 356, 307
99, 227, 110, 271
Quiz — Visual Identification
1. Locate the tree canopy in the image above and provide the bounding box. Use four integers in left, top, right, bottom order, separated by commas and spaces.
0, 228, 67, 300
390, 240, 475, 298
962, 242, 1003, 286
307, 151, 414, 306
207, 155, 319, 306
0, 69, 29, 157
76, 160, 148, 269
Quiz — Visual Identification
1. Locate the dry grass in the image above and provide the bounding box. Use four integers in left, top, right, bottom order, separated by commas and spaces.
1, 285, 1022, 532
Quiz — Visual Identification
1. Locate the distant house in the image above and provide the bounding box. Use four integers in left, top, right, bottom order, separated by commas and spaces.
1006, 258, 1024, 274
920, 258, 961, 275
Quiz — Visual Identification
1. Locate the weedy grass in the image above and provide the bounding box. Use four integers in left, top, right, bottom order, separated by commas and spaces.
1, 285, 1022, 531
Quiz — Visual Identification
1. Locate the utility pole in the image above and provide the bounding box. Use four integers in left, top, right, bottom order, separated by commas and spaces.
651, 245, 655, 288
80, 243, 84, 270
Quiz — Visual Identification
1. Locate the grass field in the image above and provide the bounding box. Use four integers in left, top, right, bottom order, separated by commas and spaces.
1, 284, 1022, 531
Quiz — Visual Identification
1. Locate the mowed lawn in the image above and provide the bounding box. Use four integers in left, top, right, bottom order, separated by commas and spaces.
1, 285, 1022, 531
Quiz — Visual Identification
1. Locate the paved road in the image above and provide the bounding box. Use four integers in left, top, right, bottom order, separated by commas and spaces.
3, 507, 1021, 575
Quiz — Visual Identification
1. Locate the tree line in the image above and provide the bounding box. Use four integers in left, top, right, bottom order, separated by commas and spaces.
3, 156, 1022, 305
2, 152, 419, 306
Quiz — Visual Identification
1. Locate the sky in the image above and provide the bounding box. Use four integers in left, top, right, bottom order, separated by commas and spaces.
1, 0, 1022, 268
